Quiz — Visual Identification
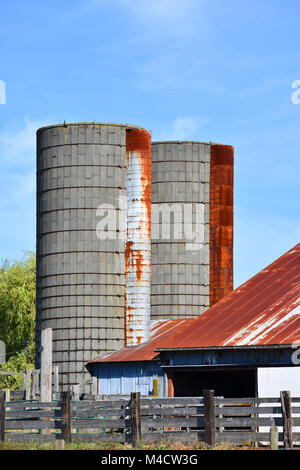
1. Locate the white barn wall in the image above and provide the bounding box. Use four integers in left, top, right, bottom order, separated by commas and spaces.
257, 366, 300, 444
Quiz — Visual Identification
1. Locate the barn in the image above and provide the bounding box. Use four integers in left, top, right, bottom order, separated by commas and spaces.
87, 242, 300, 398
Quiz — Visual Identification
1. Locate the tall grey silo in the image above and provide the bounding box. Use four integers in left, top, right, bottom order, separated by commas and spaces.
35, 122, 151, 391
151, 141, 234, 319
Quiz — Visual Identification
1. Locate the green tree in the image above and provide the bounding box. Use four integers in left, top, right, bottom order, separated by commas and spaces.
0, 252, 36, 389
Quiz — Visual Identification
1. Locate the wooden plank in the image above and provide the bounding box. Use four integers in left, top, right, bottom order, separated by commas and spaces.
203, 390, 216, 447
141, 406, 204, 416
5, 433, 57, 442
141, 397, 204, 406
217, 417, 282, 427
6, 409, 57, 419
71, 434, 125, 443
217, 417, 300, 427
5, 401, 59, 409
5, 420, 58, 430
216, 432, 272, 443
0, 391, 5, 441
61, 391, 71, 442
280, 390, 293, 449
215, 406, 285, 415
71, 400, 130, 408
74, 409, 128, 418
143, 431, 204, 442
70, 419, 126, 429
217, 432, 300, 443
215, 397, 300, 405
131, 392, 141, 447
141, 417, 204, 428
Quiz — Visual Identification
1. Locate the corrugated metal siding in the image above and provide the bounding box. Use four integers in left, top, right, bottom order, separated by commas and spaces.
96, 362, 165, 396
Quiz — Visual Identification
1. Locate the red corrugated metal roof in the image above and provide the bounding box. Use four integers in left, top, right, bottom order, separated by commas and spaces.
88, 319, 194, 363
158, 243, 300, 350
89, 243, 300, 364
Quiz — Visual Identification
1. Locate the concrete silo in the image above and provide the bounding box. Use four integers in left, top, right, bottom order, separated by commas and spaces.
36, 122, 151, 391
151, 141, 233, 319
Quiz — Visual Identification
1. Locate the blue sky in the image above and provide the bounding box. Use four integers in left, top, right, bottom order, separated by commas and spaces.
0, 0, 299, 287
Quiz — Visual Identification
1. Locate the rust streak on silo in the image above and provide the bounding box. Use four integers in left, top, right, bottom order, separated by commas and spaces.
125, 128, 151, 347
209, 144, 234, 306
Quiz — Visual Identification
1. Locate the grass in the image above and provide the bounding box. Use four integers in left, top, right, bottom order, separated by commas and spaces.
0, 440, 262, 451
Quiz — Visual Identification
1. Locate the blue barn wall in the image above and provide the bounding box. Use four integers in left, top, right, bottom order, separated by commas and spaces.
93, 361, 166, 397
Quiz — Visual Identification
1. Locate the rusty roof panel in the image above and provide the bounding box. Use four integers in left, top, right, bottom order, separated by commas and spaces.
89, 243, 300, 364
158, 243, 300, 349
88, 319, 194, 363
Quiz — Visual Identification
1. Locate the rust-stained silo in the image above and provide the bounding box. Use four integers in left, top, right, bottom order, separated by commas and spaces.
36, 122, 151, 391
125, 129, 151, 346
151, 141, 233, 319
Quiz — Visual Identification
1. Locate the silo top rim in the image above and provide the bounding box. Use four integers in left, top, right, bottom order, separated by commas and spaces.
152, 141, 233, 147
36, 122, 148, 133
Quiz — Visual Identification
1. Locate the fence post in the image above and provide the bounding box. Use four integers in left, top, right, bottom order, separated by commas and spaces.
53, 365, 59, 399
32, 370, 39, 400
0, 391, 5, 442
61, 391, 71, 443
203, 390, 216, 447
40, 328, 52, 403
131, 392, 141, 447
270, 425, 278, 450
5, 389, 10, 403
280, 390, 293, 449
25, 369, 32, 401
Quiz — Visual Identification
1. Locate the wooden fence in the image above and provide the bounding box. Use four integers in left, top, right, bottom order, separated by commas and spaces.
0, 390, 299, 448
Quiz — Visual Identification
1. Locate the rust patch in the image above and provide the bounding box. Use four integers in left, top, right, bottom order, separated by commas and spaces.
125, 128, 151, 347
210, 145, 234, 307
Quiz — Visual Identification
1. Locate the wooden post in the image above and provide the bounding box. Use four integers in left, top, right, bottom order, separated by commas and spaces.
203, 390, 216, 447
270, 425, 278, 450
61, 391, 71, 443
32, 370, 39, 400
55, 439, 65, 450
25, 369, 32, 401
280, 390, 293, 449
0, 391, 5, 442
167, 373, 174, 397
22, 371, 26, 391
5, 389, 10, 403
131, 392, 141, 447
40, 328, 52, 403
53, 365, 59, 399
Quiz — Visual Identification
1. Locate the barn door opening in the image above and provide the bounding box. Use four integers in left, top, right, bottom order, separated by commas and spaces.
170, 368, 256, 398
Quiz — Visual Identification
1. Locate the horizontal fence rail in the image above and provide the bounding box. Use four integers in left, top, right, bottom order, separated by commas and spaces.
0, 390, 300, 447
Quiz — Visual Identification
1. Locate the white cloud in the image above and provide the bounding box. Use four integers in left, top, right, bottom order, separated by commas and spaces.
153, 116, 208, 141
76, 0, 204, 38
82, 0, 201, 20
0, 117, 49, 166
119, 0, 200, 23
